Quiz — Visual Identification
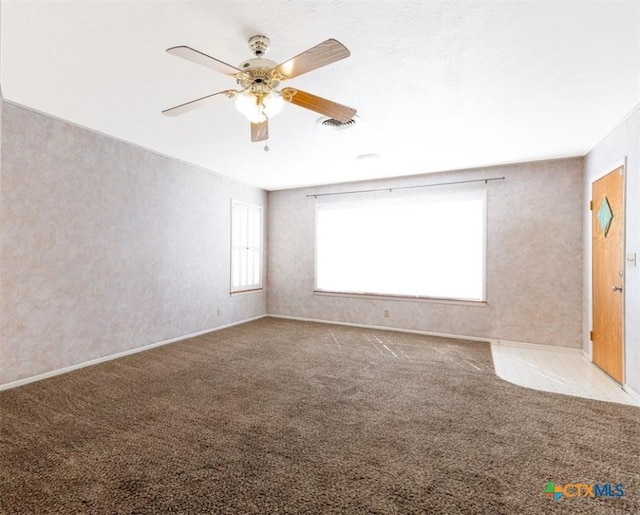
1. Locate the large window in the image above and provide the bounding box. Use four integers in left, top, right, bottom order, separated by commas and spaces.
315, 191, 486, 301
231, 200, 263, 293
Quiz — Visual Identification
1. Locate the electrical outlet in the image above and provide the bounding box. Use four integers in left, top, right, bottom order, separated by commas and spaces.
384, 309, 390, 318
216, 308, 221, 318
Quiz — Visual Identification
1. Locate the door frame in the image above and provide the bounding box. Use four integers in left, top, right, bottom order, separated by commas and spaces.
587, 157, 626, 385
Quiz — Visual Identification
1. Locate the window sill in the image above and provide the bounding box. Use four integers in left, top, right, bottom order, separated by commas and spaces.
313, 290, 487, 307
231, 288, 263, 296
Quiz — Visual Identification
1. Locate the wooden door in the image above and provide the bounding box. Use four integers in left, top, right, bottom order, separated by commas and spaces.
592, 166, 624, 383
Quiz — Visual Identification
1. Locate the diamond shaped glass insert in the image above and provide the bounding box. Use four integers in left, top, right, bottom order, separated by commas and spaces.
597, 197, 613, 237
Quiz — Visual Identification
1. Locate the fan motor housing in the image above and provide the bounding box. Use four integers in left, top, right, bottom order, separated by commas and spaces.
236, 58, 280, 90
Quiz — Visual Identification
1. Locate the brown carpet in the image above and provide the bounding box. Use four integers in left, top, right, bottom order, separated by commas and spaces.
1, 317, 638, 514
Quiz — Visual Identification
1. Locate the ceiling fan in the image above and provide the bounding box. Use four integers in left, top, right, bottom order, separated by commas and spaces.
162, 35, 357, 148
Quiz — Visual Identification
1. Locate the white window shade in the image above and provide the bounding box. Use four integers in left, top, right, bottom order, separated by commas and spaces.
231, 201, 263, 293
315, 191, 486, 301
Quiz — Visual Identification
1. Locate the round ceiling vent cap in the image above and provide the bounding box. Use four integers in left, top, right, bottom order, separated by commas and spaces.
355, 153, 379, 161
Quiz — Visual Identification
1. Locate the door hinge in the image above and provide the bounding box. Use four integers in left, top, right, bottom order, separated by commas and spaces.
589, 200, 593, 211
590, 330, 593, 341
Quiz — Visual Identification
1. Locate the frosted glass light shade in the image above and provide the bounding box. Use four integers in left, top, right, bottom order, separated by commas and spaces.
235, 90, 283, 123
235, 91, 266, 123
262, 91, 284, 117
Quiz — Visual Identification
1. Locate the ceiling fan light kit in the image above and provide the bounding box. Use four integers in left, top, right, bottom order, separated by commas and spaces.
234, 89, 284, 124
162, 35, 357, 148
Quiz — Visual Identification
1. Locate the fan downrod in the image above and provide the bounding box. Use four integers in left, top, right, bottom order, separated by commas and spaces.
248, 35, 270, 57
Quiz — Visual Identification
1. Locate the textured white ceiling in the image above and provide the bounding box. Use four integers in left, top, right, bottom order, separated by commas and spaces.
2, 1, 639, 190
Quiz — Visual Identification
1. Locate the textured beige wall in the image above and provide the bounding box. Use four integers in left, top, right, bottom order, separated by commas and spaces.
268, 158, 584, 347
584, 104, 640, 394
0, 103, 267, 385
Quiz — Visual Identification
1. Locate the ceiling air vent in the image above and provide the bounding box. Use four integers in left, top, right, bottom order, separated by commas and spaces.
317, 116, 358, 130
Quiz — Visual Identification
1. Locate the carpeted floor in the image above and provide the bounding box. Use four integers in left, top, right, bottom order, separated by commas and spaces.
1, 317, 638, 514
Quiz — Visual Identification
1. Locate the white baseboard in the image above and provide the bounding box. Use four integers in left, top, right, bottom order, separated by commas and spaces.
0, 314, 267, 391
624, 384, 640, 404
268, 314, 585, 353
268, 314, 495, 343
582, 348, 593, 361
490, 339, 582, 354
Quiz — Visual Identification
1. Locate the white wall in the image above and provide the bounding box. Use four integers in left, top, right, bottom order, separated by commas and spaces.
268, 158, 583, 347
584, 104, 640, 395
0, 102, 267, 386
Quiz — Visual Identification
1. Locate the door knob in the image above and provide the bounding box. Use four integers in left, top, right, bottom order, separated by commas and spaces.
612, 285, 623, 292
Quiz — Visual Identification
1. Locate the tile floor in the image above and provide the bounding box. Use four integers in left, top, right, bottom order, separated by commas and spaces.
491, 342, 639, 407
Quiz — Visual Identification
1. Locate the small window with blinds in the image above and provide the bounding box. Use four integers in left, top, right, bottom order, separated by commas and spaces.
231, 200, 263, 293
315, 191, 486, 302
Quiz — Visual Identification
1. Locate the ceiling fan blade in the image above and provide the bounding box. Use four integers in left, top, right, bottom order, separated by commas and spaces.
281, 88, 356, 123
166, 46, 241, 76
162, 90, 235, 117
251, 120, 269, 142
271, 39, 350, 80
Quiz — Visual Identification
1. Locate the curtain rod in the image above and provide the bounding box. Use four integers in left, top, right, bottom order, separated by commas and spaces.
306, 176, 506, 198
